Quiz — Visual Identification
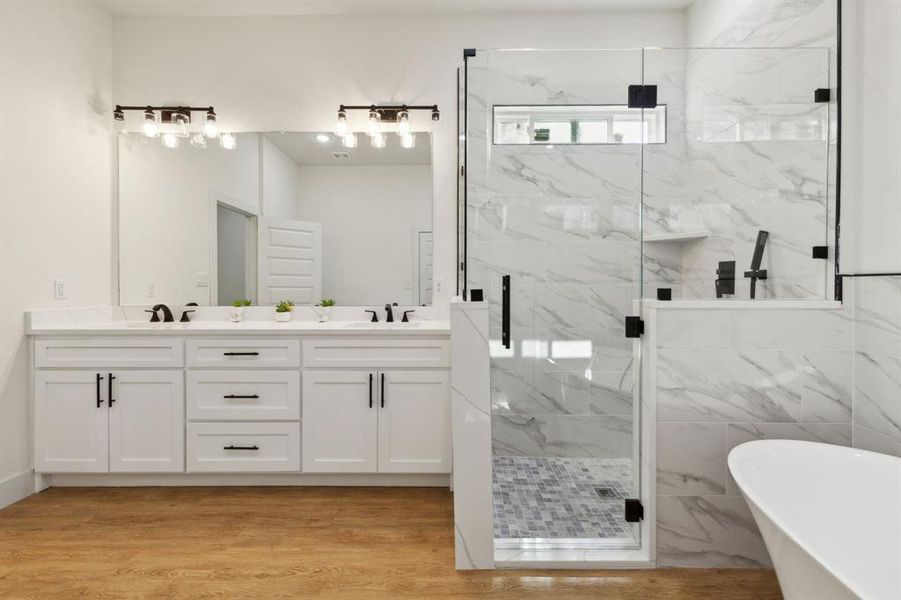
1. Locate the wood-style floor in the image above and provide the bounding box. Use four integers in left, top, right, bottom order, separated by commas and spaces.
0, 487, 781, 599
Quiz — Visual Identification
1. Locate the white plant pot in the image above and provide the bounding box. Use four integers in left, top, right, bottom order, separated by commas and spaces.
312, 305, 333, 323
274, 311, 292, 323
227, 306, 244, 322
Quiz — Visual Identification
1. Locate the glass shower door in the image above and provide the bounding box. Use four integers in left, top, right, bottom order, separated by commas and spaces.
465, 49, 644, 550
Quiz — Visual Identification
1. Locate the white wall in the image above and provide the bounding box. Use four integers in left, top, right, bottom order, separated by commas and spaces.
111, 10, 686, 304
0, 0, 112, 507
296, 165, 431, 305
261, 137, 302, 220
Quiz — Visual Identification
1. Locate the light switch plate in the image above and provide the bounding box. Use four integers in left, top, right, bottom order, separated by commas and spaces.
52, 279, 66, 300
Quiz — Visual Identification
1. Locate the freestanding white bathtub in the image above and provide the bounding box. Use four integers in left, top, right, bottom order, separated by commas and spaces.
729, 440, 901, 600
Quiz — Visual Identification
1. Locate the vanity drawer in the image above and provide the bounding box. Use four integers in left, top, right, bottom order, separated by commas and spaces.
302, 337, 450, 369
34, 337, 184, 368
186, 339, 300, 368
186, 370, 300, 421
186, 422, 300, 472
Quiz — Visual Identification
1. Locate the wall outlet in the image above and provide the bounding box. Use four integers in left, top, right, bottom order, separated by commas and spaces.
434, 278, 445, 297
52, 279, 66, 300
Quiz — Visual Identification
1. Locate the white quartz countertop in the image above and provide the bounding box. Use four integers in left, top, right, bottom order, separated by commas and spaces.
27, 319, 450, 336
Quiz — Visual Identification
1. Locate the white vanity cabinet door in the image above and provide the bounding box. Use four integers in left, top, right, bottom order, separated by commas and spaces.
34, 371, 109, 473
302, 371, 378, 473
108, 371, 185, 473
377, 371, 451, 473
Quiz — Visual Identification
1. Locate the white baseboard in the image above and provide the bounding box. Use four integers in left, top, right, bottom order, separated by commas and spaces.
48, 472, 452, 488
0, 470, 35, 509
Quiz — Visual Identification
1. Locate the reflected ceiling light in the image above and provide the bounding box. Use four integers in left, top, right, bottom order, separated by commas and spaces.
219, 133, 237, 150
142, 108, 160, 138
316, 133, 330, 143
190, 132, 207, 149
336, 103, 438, 149
341, 132, 358, 148
335, 108, 348, 137
203, 109, 219, 139
162, 132, 179, 148
370, 131, 387, 149
172, 111, 190, 138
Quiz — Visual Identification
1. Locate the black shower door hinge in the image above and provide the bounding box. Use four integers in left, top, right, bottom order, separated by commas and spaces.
814, 88, 831, 103
625, 316, 644, 338
812, 245, 829, 259
624, 498, 644, 522
628, 85, 657, 109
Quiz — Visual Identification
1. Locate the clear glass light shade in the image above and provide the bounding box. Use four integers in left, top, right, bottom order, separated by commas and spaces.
396, 111, 411, 137
143, 111, 160, 138
162, 132, 179, 148
368, 110, 381, 137
335, 111, 348, 137
220, 133, 237, 150
113, 115, 127, 134
400, 132, 416, 149
173, 113, 190, 138
342, 132, 358, 148
190, 132, 207, 149
203, 112, 219, 139
370, 132, 387, 149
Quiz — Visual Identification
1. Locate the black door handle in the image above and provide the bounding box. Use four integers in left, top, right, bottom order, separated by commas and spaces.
108, 373, 116, 407
369, 373, 373, 408
223, 351, 260, 356
95, 373, 104, 408
380, 373, 385, 408
502, 274, 511, 349
223, 394, 259, 399
223, 445, 259, 451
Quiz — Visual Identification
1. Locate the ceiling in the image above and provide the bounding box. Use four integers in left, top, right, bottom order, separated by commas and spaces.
263, 132, 432, 167
102, 0, 692, 17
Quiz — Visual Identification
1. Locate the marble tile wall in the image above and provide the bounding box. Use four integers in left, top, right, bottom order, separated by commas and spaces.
850, 276, 901, 457
653, 305, 853, 567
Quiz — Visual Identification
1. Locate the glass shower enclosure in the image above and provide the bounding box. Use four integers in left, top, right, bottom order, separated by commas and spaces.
460, 46, 830, 556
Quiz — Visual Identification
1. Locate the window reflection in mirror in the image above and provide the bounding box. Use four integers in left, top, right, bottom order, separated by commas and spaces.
117, 132, 433, 307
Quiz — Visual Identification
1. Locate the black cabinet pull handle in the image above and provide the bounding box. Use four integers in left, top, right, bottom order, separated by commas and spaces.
380, 373, 385, 408
223, 394, 259, 399
108, 373, 116, 407
369, 373, 373, 408
502, 274, 511, 349
95, 373, 104, 408
223, 351, 260, 356
223, 445, 259, 451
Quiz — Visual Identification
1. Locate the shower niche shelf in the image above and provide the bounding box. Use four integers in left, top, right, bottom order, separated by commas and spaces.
643, 230, 709, 243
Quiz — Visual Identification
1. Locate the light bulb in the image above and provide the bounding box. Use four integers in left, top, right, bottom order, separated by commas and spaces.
431, 107, 440, 122
342, 132, 358, 148
335, 109, 348, 137
396, 110, 411, 137
190, 132, 207, 149
142, 109, 159, 138
113, 107, 126, 134
316, 133, 330, 143
162, 132, 179, 148
371, 132, 386, 149
203, 110, 219, 139
400, 132, 416, 149
368, 109, 381, 137
220, 133, 237, 150
173, 112, 190, 138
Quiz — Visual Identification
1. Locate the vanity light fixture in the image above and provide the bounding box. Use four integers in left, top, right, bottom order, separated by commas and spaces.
334, 103, 438, 149
219, 133, 237, 150
113, 104, 231, 149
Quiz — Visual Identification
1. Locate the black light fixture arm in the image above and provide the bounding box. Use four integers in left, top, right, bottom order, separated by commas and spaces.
114, 105, 214, 113
338, 104, 437, 111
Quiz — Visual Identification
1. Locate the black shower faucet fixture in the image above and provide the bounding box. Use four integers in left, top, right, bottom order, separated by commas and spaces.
744, 230, 769, 299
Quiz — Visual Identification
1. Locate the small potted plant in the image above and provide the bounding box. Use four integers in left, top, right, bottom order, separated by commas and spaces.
274, 300, 294, 322
312, 298, 336, 323
228, 299, 251, 322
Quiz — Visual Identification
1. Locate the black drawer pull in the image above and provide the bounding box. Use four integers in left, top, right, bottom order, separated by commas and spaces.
95, 373, 105, 408
381, 373, 385, 408
223, 394, 259, 399
108, 373, 116, 407
223, 351, 260, 356
369, 373, 373, 408
223, 445, 259, 451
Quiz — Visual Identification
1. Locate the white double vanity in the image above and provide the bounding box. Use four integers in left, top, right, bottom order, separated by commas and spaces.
28, 309, 451, 487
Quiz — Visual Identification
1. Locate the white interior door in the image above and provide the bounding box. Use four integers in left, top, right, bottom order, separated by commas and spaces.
34, 371, 109, 473
302, 371, 378, 473
257, 217, 321, 306
109, 370, 185, 473
377, 370, 451, 473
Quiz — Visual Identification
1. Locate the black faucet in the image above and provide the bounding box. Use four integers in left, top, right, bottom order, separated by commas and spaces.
180, 302, 198, 323
147, 304, 175, 323
384, 303, 398, 323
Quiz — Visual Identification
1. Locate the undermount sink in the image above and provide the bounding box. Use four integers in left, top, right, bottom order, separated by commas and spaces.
345, 321, 421, 329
